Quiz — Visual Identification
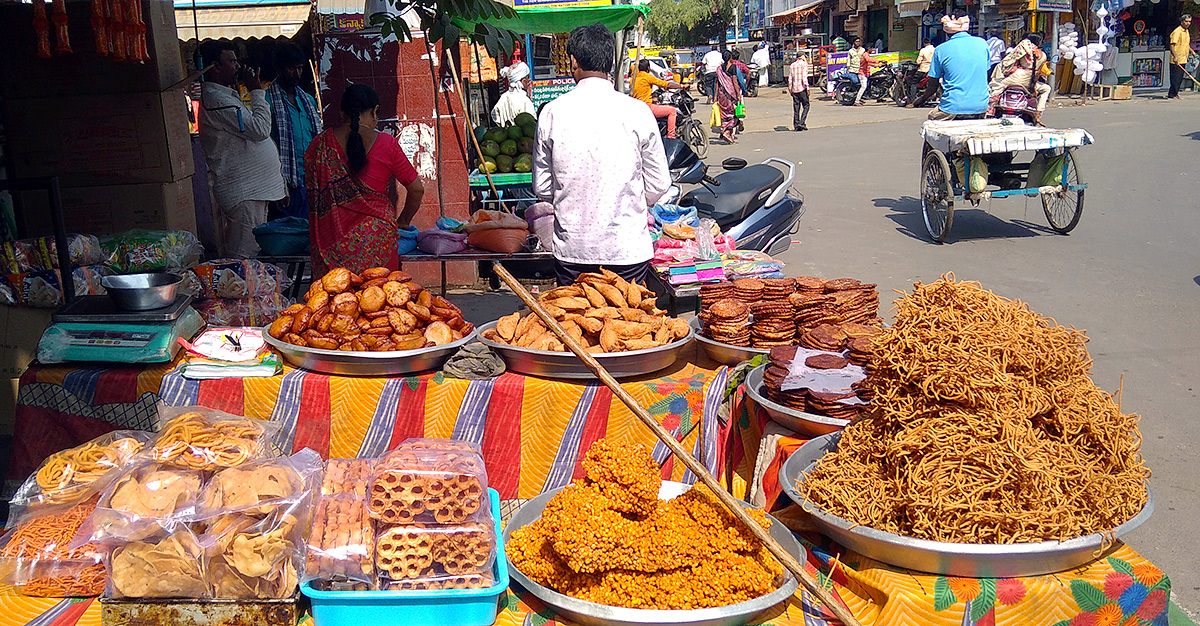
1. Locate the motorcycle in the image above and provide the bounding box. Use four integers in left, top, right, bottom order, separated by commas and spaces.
833, 63, 899, 106
992, 85, 1038, 124
655, 89, 709, 159
894, 60, 941, 107
660, 138, 805, 255
746, 64, 761, 98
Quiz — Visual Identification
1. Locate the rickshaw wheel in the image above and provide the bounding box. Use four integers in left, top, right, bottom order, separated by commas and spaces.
1042, 150, 1084, 234
921, 149, 955, 243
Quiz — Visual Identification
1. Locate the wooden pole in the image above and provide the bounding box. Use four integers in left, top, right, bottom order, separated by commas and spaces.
633, 16, 645, 85
489, 262, 864, 626
442, 46, 508, 210
309, 59, 323, 117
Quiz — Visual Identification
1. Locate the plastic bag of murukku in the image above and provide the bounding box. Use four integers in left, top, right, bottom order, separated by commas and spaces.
374, 516, 497, 588
104, 522, 209, 599
303, 493, 375, 588
367, 439, 488, 525
84, 461, 206, 543
8, 430, 155, 526
194, 488, 314, 599
0, 497, 107, 597
147, 406, 280, 471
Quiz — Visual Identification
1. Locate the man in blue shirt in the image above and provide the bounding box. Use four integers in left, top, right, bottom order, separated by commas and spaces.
267, 43, 322, 219
926, 15, 990, 120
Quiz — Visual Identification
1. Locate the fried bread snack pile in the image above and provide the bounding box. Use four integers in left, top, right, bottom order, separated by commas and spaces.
800, 274, 1151, 544
481, 270, 689, 353
109, 527, 207, 598
268, 267, 473, 352
508, 439, 783, 609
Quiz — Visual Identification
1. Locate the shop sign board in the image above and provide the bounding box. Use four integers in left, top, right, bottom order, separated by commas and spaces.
1035, 0, 1071, 12
532, 77, 575, 109
514, 0, 611, 7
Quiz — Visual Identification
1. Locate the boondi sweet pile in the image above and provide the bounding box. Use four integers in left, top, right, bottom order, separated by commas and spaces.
507, 439, 783, 609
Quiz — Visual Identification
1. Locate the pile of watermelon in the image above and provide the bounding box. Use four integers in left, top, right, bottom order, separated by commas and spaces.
474, 112, 537, 174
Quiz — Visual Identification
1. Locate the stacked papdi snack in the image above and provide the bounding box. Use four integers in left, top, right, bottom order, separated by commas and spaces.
700, 277, 882, 349
305, 439, 497, 591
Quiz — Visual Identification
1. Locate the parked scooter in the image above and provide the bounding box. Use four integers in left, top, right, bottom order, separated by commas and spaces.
833, 64, 899, 106
660, 138, 804, 255
746, 64, 761, 97
655, 89, 709, 158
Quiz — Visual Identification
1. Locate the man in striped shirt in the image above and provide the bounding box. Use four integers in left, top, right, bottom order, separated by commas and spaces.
788, 54, 811, 131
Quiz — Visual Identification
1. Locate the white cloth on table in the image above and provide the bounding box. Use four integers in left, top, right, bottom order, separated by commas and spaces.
532, 77, 670, 265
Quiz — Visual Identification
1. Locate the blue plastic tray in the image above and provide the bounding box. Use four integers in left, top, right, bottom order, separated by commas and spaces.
301, 489, 507, 626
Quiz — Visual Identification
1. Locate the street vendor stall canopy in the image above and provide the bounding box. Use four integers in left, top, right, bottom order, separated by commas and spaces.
769, 0, 830, 25
174, 0, 310, 41
452, 4, 649, 36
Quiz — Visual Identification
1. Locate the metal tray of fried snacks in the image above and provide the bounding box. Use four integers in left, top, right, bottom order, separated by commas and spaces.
744, 365, 849, 437
476, 321, 694, 380
688, 317, 768, 366
779, 432, 1156, 578
505, 481, 801, 626
262, 326, 477, 376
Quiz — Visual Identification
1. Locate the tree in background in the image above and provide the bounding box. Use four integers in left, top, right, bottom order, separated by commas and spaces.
645, 0, 734, 48
371, 0, 519, 56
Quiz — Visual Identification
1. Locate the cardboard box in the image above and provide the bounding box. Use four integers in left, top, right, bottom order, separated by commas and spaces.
21, 177, 197, 237
4, 90, 194, 188
0, 305, 53, 379
1113, 84, 1133, 100
0, 1, 184, 99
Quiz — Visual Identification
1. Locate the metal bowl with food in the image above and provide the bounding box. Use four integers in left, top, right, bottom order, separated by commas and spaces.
477, 320, 694, 379
263, 326, 476, 376
505, 481, 802, 626
779, 432, 1155, 578
102, 272, 183, 311
688, 317, 768, 365
744, 364, 849, 436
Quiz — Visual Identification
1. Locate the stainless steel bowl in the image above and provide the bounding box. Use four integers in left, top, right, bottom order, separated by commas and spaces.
505, 481, 802, 626
779, 432, 1155, 577
744, 364, 849, 436
688, 317, 768, 365
262, 326, 476, 376
476, 320, 694, 379
101, 272, 183, 311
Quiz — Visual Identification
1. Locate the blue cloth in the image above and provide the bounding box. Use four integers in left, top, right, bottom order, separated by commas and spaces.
928, 32, 990, 115
436, 217, 467, 232
272, 184, 308, 220
397, 225, 419, 255
266, 83, 322, 189
846, 73, 861, 85
284, 95, 316, 181
651, 203, 698, 229
735, 67, 747, 93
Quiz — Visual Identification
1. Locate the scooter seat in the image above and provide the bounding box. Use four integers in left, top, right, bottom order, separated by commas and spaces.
681, 164, 785, 227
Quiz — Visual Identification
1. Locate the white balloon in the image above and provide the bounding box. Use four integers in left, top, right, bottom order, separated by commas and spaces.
1097, 6, 1108, 17
1083, 70, 1096, 83
1074, 66, 1084, 75
1063, 22, 1075, 30
1088, 60, 1103, 71
1097, 25, 1110, 38
1064, 50, 1075, 59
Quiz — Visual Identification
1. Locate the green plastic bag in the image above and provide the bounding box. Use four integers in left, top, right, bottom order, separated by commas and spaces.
954, 157, 988, 194
734, 101, 746, 118
1041, 154, 1069, 187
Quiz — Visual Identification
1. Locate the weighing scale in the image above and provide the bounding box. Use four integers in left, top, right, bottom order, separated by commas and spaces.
37, 295, 206, 364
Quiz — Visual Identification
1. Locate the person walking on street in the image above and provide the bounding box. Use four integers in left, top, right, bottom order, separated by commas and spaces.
908, 39, 938, 107
926, 15, 990, 121
702, 47, 723, 103
986, 30, 1006, 78
532, 24, 670, 287
266, 42, 322, 220
199, 42, 286, 258
631, 58, 686, 138
714, 52, 743, 143
1169, 15, 1192, 99
752, 43, 771, 87
787, 54, 810, 131
846, 37, 872, 105
730, 49, 751, 94
988, 32, 1051, 124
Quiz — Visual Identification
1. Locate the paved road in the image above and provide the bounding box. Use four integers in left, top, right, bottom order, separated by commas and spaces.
701, 89, 1200, 616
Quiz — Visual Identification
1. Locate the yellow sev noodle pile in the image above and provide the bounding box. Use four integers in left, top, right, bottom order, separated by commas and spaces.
799, 274, 1150, 544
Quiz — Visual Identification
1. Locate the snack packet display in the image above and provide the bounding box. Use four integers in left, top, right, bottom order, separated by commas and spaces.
367, 440, 488, 525
376, 571, 494, 591
304, 494, 374, 587
192, 293, 291, 327
0, 498, 107, 597
101, 230, 204, 273
177, 259, 288, 300
8, 430, 154, 525
321, 458, 376, 498
88, 462, 206, 542
374, 518, 497, 584
0, 240, 36, 274
198, 492, 313, 598
106, 523, 208, 599
0, 265, 108, 308
197, 450, 322, 517
32, 234, 104, 270
148, 407, 278, 470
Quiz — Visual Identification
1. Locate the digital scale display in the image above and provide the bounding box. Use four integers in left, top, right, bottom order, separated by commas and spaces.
64, 328, 155, 349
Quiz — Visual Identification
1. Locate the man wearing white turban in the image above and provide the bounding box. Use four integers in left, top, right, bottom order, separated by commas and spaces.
926, 15, 990, 120
492, 62, 536, 126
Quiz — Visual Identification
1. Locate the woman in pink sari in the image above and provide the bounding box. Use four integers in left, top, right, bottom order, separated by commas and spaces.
304, 84, 424, 275
714, 51, 742, 144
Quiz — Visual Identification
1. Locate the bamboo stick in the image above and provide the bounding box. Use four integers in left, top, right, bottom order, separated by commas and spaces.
489, 262, 863, 626
442, 46, 507, 210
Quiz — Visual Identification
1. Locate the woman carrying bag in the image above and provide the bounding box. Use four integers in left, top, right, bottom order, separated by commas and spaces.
714, 51, 744, 144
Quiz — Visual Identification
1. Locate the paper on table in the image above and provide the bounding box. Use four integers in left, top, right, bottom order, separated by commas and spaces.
780, 347, 867, 404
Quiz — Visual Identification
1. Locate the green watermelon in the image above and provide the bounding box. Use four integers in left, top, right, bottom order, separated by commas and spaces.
495, 154, 514, 173
480, 140, 500, 158
484, 128, 508, 144
514, 112, 536, 127
499, 139, 518, 156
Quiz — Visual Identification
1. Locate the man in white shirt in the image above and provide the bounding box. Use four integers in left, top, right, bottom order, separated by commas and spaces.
533, 24, 671, 287
986, 30, 1006, 77
702, 47, 724, 103
199, 43, 286, 258
908, 38, 939, 107
751, 43, 771, 87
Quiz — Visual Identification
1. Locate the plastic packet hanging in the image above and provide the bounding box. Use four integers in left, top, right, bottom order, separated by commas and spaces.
181, 259, 283, 299
0, 497, 107, 597
146, 406, 280, 470
367, 440, 488, 525
198, 493, 313, 598
105, 522, 209, 599
101, 230, 204, 273
374, 517, 497, 584
0, 240, 36, 274
32, 234, 104, 270
7, 430, 155, 526
695, 218, 720, 261
321, 458, 376, 498
87, 461, 206, 542
304, 494, 375, 587
192, 293, 291, 327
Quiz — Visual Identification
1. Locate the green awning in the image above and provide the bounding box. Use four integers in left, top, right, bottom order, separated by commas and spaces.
453, 5, 649, 36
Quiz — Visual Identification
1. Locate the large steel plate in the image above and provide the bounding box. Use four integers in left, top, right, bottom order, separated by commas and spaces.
779, 432, 1155, 578
262, 327, 476, 376
504, 481, 801, 626
688, 317, 768, 365
744, 364, 849, 436
476, 320, 694, 379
